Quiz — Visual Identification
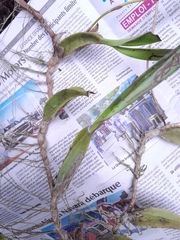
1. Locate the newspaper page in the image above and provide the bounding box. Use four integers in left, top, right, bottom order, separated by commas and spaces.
0, 0, 179, 239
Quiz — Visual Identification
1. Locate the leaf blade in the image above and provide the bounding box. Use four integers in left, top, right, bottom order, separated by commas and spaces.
44, 87, 91, 119
121, 32, 161, 46
59, 32, 161, 57
132, 207, 180, 230
160, 127, 180, 145
90, 45, 180, 132
98, 235, 133, 240
59, 32, 102, 57
56, 127, 93, 191
102, 32, 161, 47
113, 47, 171, 61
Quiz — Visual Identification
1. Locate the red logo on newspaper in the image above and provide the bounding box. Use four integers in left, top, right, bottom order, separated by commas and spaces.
120, 0, 156, 30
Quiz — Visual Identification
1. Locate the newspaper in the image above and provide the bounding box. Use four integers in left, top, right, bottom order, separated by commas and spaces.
0, 0, 179, 239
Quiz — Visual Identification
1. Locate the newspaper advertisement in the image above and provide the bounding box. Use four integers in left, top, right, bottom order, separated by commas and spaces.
0, 0, 179, 239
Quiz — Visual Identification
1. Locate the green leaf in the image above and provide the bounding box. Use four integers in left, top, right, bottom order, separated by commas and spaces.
98, 235, 132, 240
56, 128, 93, 190
102, 32, 161, 47
0, 233, 9, 240
44, 87, 92, 119
59, 32, 161, 57
160, 127, 180, 145
90, 45, 180, 132
121, 32, 161, 46
113, 47, 171, 61
59, 32, 102, 57
132, 207, 180, 230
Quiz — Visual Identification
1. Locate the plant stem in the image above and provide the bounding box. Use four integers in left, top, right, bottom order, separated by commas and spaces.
87, 0, 144, 32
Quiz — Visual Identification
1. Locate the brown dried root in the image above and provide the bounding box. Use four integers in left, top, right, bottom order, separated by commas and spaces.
14, 0, 67, 238
15, 0, 64, 98
128, 123, 180, 211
